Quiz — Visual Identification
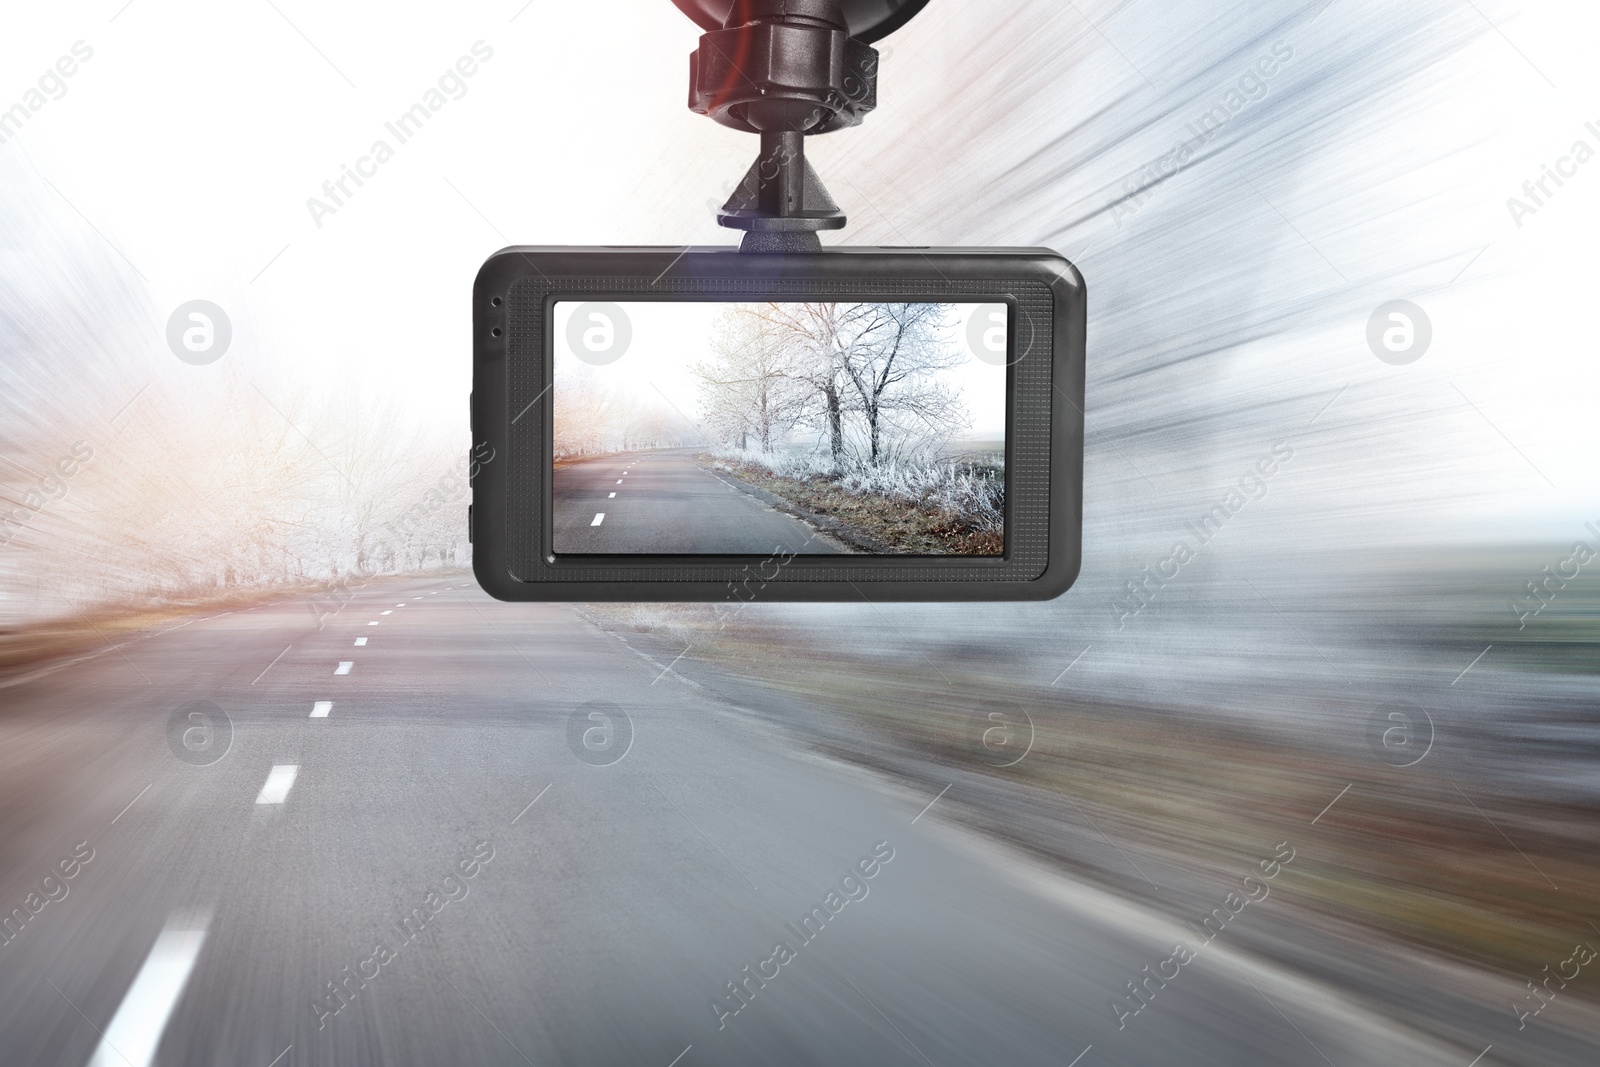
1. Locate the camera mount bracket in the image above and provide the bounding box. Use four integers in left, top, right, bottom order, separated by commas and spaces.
673, 0, 930, 252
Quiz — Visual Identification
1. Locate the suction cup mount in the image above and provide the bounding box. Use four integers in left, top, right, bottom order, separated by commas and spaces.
672, 0, 930, 251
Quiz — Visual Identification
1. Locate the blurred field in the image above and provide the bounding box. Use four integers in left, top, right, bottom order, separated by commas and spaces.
582, 545, 1600, 1040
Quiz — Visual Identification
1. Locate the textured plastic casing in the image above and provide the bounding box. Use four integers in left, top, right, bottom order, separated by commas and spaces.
470, 246, 1084, 601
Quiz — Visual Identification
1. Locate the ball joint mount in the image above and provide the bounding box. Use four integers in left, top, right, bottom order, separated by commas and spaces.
672, 0, 931, 252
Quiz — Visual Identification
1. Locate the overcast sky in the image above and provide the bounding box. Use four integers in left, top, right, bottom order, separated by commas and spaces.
553, 301, 1007, 439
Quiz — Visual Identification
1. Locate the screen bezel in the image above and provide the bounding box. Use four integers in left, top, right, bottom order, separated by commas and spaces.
543, 294, 1018, 565
471, 245, 1083, 602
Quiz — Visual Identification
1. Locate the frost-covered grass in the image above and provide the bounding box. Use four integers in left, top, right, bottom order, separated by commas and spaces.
708, 448, 1005, 537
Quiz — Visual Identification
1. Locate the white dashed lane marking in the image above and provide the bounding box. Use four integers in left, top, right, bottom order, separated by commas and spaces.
311, 701, 332, 718
591, 513, 605, 526
616, 479, 623, 484
608, 492, 616, 498
84, 913, 208, 1067
256, 765, 299, 804
368, 621, 379, 626
335, 661, 353, 675
354, 637, 367, 646
380, 610, 392, 615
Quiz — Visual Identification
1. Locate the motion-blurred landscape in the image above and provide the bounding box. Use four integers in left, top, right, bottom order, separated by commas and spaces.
2, 0, 1597, 1064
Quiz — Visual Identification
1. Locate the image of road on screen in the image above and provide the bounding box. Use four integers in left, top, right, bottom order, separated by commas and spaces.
551, 301, 1008, 556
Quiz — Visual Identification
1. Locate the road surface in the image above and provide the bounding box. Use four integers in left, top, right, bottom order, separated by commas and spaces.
0, 578, 1480, 1066
553, 449, 849, 556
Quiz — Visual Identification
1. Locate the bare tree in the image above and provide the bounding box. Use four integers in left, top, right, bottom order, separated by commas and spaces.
694, 307, 813, 452
835, 303, 964, 464
553, 363, 699, 459
747, 302, 861, 465
730, 302, 965, 467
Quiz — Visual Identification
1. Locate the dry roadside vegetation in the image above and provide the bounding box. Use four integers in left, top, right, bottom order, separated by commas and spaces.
703, 452, 1004, 556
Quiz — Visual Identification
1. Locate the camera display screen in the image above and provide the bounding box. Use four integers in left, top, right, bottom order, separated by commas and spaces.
550, 301, 1008, 557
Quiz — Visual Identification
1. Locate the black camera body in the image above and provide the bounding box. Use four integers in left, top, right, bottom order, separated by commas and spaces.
470, 245, 1084, 602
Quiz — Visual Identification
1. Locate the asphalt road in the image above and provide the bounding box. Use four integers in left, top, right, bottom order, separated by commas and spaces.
0, 578, 1473, 1067
552, 449, 850, 556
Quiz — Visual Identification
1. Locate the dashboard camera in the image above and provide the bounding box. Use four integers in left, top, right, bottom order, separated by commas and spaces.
471, 0, 1085, 602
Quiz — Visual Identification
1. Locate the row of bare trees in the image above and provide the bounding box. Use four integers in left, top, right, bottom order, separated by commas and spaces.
694, 302, 968, 467
0, 154, 485, 625
552, 367, 700, 459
